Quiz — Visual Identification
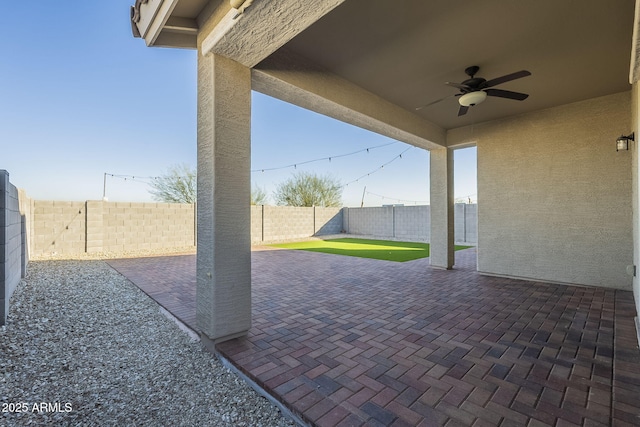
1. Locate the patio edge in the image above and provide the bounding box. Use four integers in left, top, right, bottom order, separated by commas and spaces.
211, 341, 311, 427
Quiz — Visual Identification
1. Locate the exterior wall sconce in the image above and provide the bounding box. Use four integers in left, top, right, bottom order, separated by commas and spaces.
616, 133, 634, 151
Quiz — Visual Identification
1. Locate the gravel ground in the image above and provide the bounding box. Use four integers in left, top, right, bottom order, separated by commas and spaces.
1, 259, 297, 427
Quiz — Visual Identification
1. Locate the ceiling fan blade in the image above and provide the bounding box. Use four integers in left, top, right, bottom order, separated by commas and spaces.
458, 105, 469, 116
485, 88, 529, 101
415, 94, 458, 110
483, 70, 531, 88
446, 82, 470, 91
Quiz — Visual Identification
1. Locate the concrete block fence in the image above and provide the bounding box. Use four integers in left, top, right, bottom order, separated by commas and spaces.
343, 204, 477, 243
455, 203, 478, 244
28, 202, 344, 255
32, 200, 197, 256
1, 171, 29, 325
13, 199, 478, 257
251, 205, 343, 243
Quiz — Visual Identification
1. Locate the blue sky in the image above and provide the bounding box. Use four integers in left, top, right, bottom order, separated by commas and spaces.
1, 1, 476, 207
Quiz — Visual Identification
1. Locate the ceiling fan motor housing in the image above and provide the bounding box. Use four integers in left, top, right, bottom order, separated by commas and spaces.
461, 77, 486, 90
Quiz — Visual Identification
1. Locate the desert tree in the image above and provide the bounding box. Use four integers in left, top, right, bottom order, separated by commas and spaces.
149, 163, 196, 204
274, 172, 342, 207
251, 185, 268, 205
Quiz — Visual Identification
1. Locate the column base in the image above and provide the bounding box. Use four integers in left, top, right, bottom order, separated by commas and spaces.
430, 265, 453, 271
200, 330, 248, 353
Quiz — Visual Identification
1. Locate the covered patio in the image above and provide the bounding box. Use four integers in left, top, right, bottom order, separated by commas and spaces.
130, 0, 640, 346
108, 248, 640, 426
128, 1, 640, 425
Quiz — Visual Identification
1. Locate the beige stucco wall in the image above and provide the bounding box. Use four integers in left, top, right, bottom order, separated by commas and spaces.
449, 91, 633, 289
633, 83, 640, 322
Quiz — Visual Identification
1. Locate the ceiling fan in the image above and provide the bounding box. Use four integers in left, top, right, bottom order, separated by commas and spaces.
416, 66, 531, 116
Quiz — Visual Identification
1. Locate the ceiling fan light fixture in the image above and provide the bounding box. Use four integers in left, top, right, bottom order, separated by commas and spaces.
459, 91, 487, 107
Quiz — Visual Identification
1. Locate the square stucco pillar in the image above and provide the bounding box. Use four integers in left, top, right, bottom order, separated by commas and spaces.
197, 52, 251, 344
430, 147, 454, 269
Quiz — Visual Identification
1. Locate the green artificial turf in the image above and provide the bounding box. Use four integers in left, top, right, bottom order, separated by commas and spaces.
271, 238, 472, 262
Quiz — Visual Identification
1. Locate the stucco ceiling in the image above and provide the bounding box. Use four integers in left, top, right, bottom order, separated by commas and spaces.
277, 0, 635, 130
157, 0, 635, 131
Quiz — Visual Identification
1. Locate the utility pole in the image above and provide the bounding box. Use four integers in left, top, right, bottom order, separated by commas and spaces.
360, 186, 366, 208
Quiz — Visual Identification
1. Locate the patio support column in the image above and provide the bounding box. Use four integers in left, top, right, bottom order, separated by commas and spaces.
430, 147, 454, 269
196, 51, 251, 344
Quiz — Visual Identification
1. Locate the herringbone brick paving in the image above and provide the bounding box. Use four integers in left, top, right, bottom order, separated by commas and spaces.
108, 247, 640, 426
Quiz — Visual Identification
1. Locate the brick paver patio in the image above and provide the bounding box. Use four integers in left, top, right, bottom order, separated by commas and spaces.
107, 247, 640, 426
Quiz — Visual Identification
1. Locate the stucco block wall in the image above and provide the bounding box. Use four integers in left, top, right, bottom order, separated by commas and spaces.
1, 171, 29, 325
32, 201, 86, 256
314, 207, 342, 235
251, 205, 264, 244
263, 206, 314, 242
101, 202, 195, 252
85, 200, 104, 253
343, 204, 476, 243
449, 91, 633, 289
393, 206, 430, 241
344, 206, 395, 237
18, 189, 32, 275
455, 203, 477, 244
31, 201, 196, 256
251, 205, 342, 243
29, 202, 341, 252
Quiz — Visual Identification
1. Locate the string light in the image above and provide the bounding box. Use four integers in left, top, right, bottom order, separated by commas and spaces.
362, 191, 476, 206
105, 143, 438, 203
251, 141, 397, 173
105, 173, 158, 185
107, 141, 407, 188
365, 191, 429, 205
342, 146, 414, 187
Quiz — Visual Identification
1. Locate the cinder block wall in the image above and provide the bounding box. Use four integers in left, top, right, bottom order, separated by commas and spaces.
1, 171, 29, 325
17, 189, 32, 277
100, 202, 195, 252
394, 206, 430, 241
31, 201, 196, 256
344, 206, 395, 237
30, 202, 343, 253
314, 207, 343, 235
251, 206, 343, 244
455, 203, 477, 244
343, 204, 476, 243
32, 201, 86, 256
27, 201, 476, 257
250, 205, 264, 244
263, 206, 314, 242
